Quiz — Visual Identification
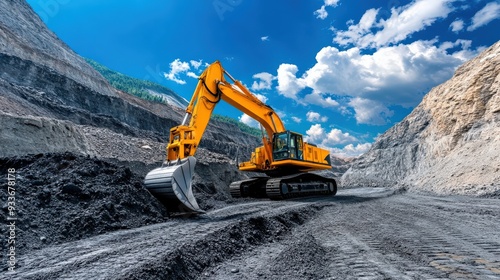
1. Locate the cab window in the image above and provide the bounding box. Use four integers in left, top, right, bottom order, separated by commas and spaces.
273, 133, 289, 151
273, 132, 290, 160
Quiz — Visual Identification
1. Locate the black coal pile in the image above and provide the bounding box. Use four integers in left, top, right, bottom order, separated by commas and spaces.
192, 159, 246, 211
0, 153, 168, 254
118, 206, 320, 280
269, 233, 328, 278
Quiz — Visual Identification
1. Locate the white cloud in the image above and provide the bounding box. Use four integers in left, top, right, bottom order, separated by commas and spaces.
450, 19, 464, 33
261, 36, 270, 41
164, 58, 190, 84
251, 72, 275, 91
164, 58, 205, 84
190, 60, 202, 69
467, 1, 500, 31
239, 114, 259, 128
334, 0, 456, 49
331, 143, 372, 158
276, 110, 287, 120
276, 64, 305, 100
349, 97, 394, 125
306, 111, 328, 122
276, 40, 478, 112
314, 6, 329, 20
303, 124, 369, 157
314, 0, 339, 20
438, 39, 478, 61
304, 124, 357, 145
291, 116, 302, 123
325, 128, 357, 145
333, 8, 379, 47
303, 92, 340, 108
325, 0, 339, 5
186, 72, 198, 79
304, 124, 325, 143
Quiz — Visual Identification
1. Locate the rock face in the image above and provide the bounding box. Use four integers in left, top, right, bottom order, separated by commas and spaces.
0, 113, 96, 156
0, 0, 262, 209
0, 0, 260, 162
0, 0, 116, 97
342, 41, 500, 196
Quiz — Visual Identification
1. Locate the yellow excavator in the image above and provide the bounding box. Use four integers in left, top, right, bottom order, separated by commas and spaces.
144, 61, 337, 212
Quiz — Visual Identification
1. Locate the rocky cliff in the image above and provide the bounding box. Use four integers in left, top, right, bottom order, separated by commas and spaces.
0, 0, 260, 158
342, 41, 500, 197
0, 0, 116, 97
0, 0, 263, 207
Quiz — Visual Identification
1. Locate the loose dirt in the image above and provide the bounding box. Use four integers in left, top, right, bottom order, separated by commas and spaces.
7, 188, 500, 280
0, 153, 168, 255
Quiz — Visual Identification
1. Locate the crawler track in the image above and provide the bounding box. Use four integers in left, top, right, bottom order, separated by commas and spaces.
229, 177, 269, 198
265, 173, 337, 199
230, 173, 337, 200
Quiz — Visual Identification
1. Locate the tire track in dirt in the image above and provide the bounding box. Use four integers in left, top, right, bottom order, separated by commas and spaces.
386, 196, 498, 278
201, 189, 500, 280
8, 188, 499, 280
324, 194, 500, 279
8, 200, 318, 280
199, 188, 413, 280
311, 201, 443, 280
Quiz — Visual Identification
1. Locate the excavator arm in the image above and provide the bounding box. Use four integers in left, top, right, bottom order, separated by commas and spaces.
144, 61, 335, 213
166, 61, 284, 167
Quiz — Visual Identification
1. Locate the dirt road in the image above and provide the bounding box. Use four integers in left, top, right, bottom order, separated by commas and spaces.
8, 188, 500, 280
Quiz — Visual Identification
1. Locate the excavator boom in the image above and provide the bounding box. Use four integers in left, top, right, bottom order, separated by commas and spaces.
144, 61, 336, 213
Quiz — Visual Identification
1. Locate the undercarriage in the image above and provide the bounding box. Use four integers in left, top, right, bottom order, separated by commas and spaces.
230, 173, 337, 200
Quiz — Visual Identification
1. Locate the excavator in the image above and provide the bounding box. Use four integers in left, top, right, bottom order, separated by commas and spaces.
144, 61, 337, 213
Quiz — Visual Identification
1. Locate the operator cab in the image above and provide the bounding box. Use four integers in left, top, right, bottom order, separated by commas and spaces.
272, 131, 304, 161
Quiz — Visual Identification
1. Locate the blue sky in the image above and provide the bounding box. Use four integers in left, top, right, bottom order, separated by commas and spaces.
27, 0, 500, 158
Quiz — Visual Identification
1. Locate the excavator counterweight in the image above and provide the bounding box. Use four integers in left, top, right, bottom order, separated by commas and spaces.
144, 61, 336, 213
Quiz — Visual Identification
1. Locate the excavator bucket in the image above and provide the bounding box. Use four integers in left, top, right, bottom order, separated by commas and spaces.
144, 156, 203, 213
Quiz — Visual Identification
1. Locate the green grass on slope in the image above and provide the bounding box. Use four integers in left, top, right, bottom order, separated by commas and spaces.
85, 58, 183, 105
86, 58, 261, 137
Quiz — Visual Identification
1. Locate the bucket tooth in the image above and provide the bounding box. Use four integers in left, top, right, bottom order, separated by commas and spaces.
144, 156, 203, 213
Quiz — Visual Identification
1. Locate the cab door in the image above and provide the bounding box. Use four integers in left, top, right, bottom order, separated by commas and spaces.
296, 134, 303, 160
290, 133, 303, 160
